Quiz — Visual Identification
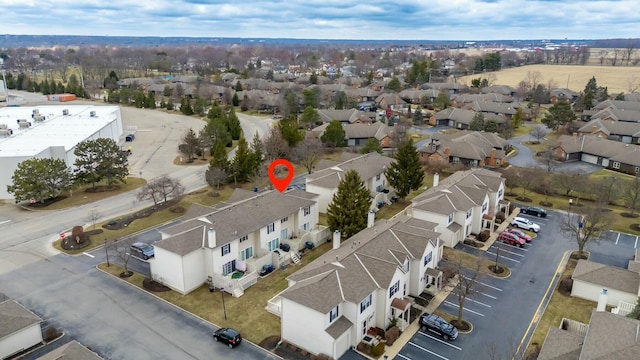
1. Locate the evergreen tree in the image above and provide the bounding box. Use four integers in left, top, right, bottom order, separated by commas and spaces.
73, 138, 128, 188
385, 139, 424, 199
180, 97, 194, 115
41, 79, 50, 95
542, 102, 576, 130
235, 80, 243, 92
232, 93, 239, 106
512, 108, 523, 128
230, 136, 254, 185
166, 98, 175, 111
193, 97, 206, 116
433, 92, 450, 110
627, 297, 640, 320
327, 169, 371, 239
360, 138, 383, 154
202, 118, 232, 152
300, 106, 320, 130
302, 89, 318, 108
209, 139, 230, 171
309, 72, 318, 85
250, 132, 264, 171
386, 77, 402, 92
226, 107, 242, 140
7, 158, 72, 203
277, 115, 304, 147
484, 119, 498, 133
321, 120, 346, 148
469, 113, 485, 131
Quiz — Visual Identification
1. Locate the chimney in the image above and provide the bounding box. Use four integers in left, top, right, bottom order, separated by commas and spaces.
333, 230, 341, 250
207, 228, 216, 248
433, 172, 440, 187
368, 211, 375, 228
596, 288, 608, 311
444, 147, 451, 158
490, 148, 497, 159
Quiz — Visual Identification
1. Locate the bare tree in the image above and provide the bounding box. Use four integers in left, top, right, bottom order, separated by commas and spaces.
625, 43, 635, 65
292, 138, 322, 174
627, 75, 639, 94
205, 167, 228, 189
137, 176, 184, 205
517, 167, 537, 197
111, 237, 135, 276
539, 145, 558, 172
623, 175, 640, 216
555, 171, 587, 199
561, 203, 610, 257
442, 250, 483, 327
529, 124, 550, 143
499, 167, 520, 195
595, 175, 619, 205
86, 207, 100, 230
525, 70, 543, 94
262, 127, 290, 161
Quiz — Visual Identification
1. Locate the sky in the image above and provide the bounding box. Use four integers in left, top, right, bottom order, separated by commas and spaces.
1, 0, 639, 41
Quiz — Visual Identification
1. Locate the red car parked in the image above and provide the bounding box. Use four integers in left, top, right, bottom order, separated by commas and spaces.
508, 228, 532, 243
498, 231, 526, 248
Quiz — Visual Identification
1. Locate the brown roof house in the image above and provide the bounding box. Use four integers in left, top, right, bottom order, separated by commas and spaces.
312, 121, 392, 148
553, 134, 640, 175
409, 169, 508, 248
375, 93, 408, 110
268, 215, 444, 360
419, 130, 510, 169
577, 118, 640, 143
0, 300, 43, 359
305, 152, 394, 213
150, 189, 328, 296
550, 88, 580, 104
538, 309, 640, 360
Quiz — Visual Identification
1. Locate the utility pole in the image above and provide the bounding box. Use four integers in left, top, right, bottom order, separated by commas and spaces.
104, 239, 110, 267
220, 286, 227, 320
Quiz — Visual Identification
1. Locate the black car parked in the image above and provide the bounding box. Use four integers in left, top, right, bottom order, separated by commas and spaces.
520, 206, 547, 217
213, 328, 242, 348
419, 313, 458, 341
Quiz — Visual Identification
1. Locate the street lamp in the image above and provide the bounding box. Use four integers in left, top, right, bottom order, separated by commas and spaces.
104, 239, 110, 267
220, 286, 227, 320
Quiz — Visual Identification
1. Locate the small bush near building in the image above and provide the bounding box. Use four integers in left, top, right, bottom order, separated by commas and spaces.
560, 277, 573, 295
371, 343, 385, 357
477, 229, 491, 242
496, 212, 506, 223
385, 326, 400, 346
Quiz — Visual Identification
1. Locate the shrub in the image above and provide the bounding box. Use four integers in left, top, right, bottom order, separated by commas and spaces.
44, 327, 59, 341
560, 277, 573, 293
385, 326, 400, 346
501, 161, 510, 168
477, 229, 491, 242
496, 212, 506, 223
314, 355, 331, 360
371, 343, 385, 357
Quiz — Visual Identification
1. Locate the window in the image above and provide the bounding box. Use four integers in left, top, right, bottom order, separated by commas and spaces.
376, 174, 381, 181
240, 247, 253, 260
239, 235, 248, 243
281, 228, 288, 241
221, 244, 231, 256
302, 223, 309, 231
613, 162, 620, 169
389, 280, 400, 298
498, 189, 503, 198
329, 306, 339, 322
360, 294, 372, 313
448, 213, 453, 224
267, 223, 275, 234
466, 209, 472, 219
268, 238, 279, 251
403, 283, 407, 296
303, 206, 311, 216
281, 216, 288, 223
636, 167, 640, 174
482, 202, 488, 213
222, 260, 236, 276
424, 251, 432, 266
376, 184, 383, 192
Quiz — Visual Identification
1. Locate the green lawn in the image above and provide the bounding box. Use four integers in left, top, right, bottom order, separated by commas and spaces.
41, 178, 146, 210
98, 241, 333, 344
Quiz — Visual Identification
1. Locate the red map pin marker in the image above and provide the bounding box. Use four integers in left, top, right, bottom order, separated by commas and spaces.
268, 159, 295, 193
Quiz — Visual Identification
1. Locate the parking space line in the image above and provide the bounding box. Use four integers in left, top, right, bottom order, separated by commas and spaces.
409, 342, 450, 360
616, 233, 620, 244
464, 277, 503, 291
418, 332, 462, 350
490, 246, 526, 257
635, 236, 638, 249
82, 252, 95, 258
477, 291, 497, 300
396, 354, 412, 360
444, 300, 485, 317
466, 297, 491, 308
486, 251, 521, 263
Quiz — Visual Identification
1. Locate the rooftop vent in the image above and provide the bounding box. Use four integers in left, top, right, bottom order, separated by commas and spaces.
0, 123, 7, 129
62, 109, 69, 116
32, 109, 40, 116
90, 111, 96, 117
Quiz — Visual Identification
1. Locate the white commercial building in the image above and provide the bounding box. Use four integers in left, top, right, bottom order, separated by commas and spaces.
0, 105, 122, 200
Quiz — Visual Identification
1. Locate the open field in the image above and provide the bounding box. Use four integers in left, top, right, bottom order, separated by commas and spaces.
457, 64, 640, 94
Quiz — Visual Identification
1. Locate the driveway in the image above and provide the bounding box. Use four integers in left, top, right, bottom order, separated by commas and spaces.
0, 253, 279, 360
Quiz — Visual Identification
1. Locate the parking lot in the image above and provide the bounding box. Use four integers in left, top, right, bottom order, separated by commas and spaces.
589, 229, 638, 268
396, 212, 562, 360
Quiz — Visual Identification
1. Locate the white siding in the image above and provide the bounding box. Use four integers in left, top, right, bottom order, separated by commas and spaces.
281, 298, 334, 356
380, 269, 405, 329
183, 249, 206, 294
212, 239, 240, 275
305, 184, 335, 213
571, 280, 638, 307
151, 247, 186, 294
0, 324, 43, 359
334, 330, 351, 360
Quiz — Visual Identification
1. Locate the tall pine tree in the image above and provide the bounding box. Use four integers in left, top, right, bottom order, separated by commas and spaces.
385, 139, 424, 199
327, 170, 371, 239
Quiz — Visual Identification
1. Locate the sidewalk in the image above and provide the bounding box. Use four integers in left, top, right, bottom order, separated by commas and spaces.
381, 280, 458, 359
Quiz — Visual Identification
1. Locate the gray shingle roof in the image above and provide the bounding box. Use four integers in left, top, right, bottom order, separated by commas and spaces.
306, 152, 393, 190
425, 131, 509, 162
572, 259, 640, 294
36, 340, 103, 360
282, 217, 440, 312
155, 190, 317, 255
579, 310, 640, 360
556, 134, 640, 167
537, 327, 584, 360
594, 99, 640, 112
325, 316, 353, 339
0, 300, 41, 339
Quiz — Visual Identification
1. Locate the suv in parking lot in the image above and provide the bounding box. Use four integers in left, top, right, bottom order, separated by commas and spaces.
498, 231, 526, 248
520, 206, 547, 217
130, 242, 154, 260
510, 217, 540, 233
419, 313, 458, 341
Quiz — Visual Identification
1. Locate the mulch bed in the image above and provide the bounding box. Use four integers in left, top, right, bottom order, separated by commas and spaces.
85, 185, 121, 193
489, 265, 506, 275
515, 197, 532, 202
259, 335, 280, 351
103, 200, 180, 230
451, 319, 472, 331
621, 212, 640, 218
539, 201, 553, 207
631, 224, 640, 232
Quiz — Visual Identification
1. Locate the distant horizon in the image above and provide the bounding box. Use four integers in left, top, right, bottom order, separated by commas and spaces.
2, 1, 638, 42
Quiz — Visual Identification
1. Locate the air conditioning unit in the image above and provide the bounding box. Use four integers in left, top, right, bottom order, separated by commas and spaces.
361, 334, 379, 347
90, 111, 96, 117
62, 109, 69, 116
33, 115, 45, 122
18, 121, 31, 128
0, 129, 13, 136
17, 119, 27, 124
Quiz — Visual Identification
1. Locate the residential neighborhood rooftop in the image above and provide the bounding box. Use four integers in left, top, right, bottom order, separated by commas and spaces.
0, 299, 42, 339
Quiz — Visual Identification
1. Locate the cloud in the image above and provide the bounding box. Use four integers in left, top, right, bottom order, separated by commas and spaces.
0, 0, 638, 40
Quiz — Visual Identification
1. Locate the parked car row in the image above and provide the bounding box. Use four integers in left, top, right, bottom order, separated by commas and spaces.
497, 216, 542, 247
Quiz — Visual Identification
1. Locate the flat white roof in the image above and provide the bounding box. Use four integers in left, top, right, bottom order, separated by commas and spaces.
0, 105, 120, 157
